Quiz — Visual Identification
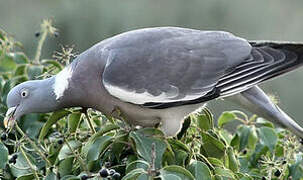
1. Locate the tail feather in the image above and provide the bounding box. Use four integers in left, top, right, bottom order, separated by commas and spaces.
217, 41, 303, 96
228, 86, 303, 138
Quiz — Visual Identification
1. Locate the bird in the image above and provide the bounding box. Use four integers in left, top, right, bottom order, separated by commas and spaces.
4, 27, 303, 137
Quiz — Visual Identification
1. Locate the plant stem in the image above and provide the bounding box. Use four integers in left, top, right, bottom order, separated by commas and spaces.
64, 138, 88, 172
19, 145, 39, 179
34, 29, 47, 64
15, 124, 52, 167
83, 109, 96, 134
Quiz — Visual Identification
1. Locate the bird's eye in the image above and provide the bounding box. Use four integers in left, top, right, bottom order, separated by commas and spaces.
20, 90, 29, 98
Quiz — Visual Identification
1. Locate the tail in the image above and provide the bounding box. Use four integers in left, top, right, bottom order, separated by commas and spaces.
217, 41, 303, 96
228, 86, 303, 138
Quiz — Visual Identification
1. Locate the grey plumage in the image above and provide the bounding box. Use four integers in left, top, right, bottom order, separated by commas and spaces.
4, 27, 303, 137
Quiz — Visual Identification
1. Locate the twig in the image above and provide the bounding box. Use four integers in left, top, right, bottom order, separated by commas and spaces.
83, 108, 96, 134
34, 29, 47, 64
148, 143, 157, 176
19, 145, 39, 179
64, 138, 88, 172
15, 124, 52, 167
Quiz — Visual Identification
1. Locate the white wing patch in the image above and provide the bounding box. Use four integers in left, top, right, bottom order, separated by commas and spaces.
53, 66, 73, 100
104, 81, 206, 104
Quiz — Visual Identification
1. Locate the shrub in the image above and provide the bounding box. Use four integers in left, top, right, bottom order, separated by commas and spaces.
1, 20, 303, 180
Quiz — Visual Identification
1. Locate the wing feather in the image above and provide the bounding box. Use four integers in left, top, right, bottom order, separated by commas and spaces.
102, 27, 251, 105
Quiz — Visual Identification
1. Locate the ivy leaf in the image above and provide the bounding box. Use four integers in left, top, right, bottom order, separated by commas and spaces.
26, 64, 44, 80
0, 54, 17, 72
0, 142, 8, 169
58, 157, 74, 176
45, 172, 58, 180
11, 52, 29, 64
39, 110, 71, 141
86, 135, 113, 162
217, 111, 236, 128
130, 128, 167, 169
122, 168, 148, 180
226, 147, 239, 172
10, 152, 35, 178
68, 112, 82, 133
42, 59, 63, 71
214, 167, 235, 179
200, 131, 225, 158
237, 125, 250, 151
187, 160, 212, 180
16, 174, 35, 180
160, 165, 195, 180
258, 127, 277, 153
58, 140, 81, 161
125, 160, 150, 174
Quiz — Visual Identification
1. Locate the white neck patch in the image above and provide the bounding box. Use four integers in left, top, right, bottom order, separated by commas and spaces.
53, 66, 73, 100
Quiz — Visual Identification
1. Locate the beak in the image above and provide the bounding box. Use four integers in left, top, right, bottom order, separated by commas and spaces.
4, 106, 17, 129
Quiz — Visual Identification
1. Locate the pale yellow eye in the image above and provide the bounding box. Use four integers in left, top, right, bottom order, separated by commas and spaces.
20, 90, 29, 98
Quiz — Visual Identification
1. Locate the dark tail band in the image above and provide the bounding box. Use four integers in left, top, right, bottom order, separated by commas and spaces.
218, 41, 303, 96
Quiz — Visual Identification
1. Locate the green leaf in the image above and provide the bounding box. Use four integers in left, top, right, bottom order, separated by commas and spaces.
160, 174, 182, 180
218, 111, 236, 128
0, 54, 17, 72
112, 133, 128, 161
58, 140, 81, 160
16, 174, 35, 180
289, 153, 303, 179
26, 64, 44, 80
126, 160, 150, 174
11, 52, 29, 64
1, 80, 11, 104
168, 139, 191, 153
87, 135, 113, 162
122, 168, 148, 180
247, 127, 258, 150
20, 113, 44, 139
187, 160, 212, 180
237, 125, 250, 151
207, 157, 224, 167
174, 149, 189, 166
214, 167, 235, 179
160, 165, 195, 180
226, 147, 239, 172
14, 64, 27, 76
81, 123, 119, 158
255, 117, 274, 128
196, 108, 214, 131
250, 143, 269, 166
196, 114, 212, 131
200, 131, 225, 158
0, 142, 8, 169
39, 110, 71, 141
10, 152, 35, 178
258, 127, 277, 153
45, 172, 58, 180
41, 59, 63, 71
68, 112, 82, 133
61, 175, 80, 180
130, 129, 167, 169
58, 157, 74, 176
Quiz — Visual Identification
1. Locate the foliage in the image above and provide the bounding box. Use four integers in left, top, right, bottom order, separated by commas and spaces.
1, 20, 303, 180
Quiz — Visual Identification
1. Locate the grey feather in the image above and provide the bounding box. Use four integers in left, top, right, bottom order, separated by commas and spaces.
102, 27, 251, 104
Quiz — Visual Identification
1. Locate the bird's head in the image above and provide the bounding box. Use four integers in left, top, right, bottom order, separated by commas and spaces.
4, 78, 59, 128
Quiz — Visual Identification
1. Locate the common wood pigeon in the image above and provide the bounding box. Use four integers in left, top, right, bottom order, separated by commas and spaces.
4, 27, 303, 137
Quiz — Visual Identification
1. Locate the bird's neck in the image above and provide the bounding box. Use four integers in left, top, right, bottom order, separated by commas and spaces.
32, 77, 63, 113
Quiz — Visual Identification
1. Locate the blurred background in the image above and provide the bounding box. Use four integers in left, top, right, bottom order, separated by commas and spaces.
1, 0, 303, 124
